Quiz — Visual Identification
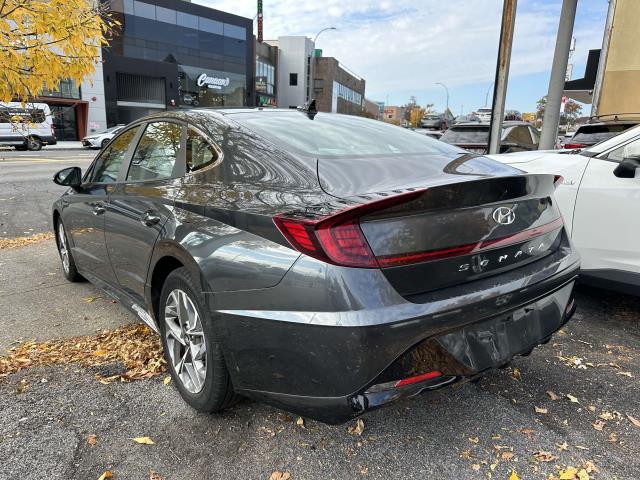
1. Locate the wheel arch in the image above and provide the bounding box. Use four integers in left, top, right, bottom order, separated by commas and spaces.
146, 240, 207, 324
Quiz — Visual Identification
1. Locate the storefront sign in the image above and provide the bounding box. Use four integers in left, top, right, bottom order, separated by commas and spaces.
196, 73, 230, 90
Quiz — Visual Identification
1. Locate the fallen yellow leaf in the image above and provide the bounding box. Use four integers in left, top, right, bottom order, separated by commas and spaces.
627, 413, 640, 428
132, 436, 155, 445
268, 472, 290, 480
87, 434, 97, 445
347, 418, 365, 436
533, 451, 556, 462
508, 469, 520, 480
97, 471, 113, 480
511, 368, 521, 381
577, 469, 590, 480
547, 391, 560, 401
296, 417, 305, 428
534, 406, 548, 414
566, 394, 579, 403
591, 420, 605, 431
163, 376, 171, 385
94, 350, 107, 356
559, 467, 578, 479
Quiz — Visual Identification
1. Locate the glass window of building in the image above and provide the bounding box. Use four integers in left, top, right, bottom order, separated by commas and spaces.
289, 73, 298, 86
199, 17, 223, 35
177, 11, 198, 29
156, 6, 176, 24
133, 1, 155, 19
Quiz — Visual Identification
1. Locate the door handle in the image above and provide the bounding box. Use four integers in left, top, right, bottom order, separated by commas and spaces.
92, 203, 105, 215
141, 211, 161, 227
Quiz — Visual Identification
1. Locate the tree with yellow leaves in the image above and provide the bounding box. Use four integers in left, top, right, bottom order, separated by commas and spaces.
0, 0, 119, 103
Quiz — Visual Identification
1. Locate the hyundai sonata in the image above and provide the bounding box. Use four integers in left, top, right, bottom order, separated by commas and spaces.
52, 107, 579, 424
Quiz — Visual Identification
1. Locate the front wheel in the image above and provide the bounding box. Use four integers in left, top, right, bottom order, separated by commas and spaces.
101, 138, 109, 149
159, 267, 237, 412
56, 220, 83, 282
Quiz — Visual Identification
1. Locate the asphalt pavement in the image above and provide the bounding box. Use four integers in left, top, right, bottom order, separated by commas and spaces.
0, 149, 96, 238
1, 149, 639, 479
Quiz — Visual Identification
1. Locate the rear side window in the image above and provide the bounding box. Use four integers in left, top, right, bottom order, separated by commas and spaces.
572, 125, 630, 144
186, 128, 219, 172
91, 127, 139, 183
127, 122, 183, 182
505, 126, 533, 144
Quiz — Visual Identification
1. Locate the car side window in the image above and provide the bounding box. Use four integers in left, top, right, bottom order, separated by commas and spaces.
127, 122, 183, 182
607, 137, 640, 162
186, 128, 220, 172
91, 127, 139, 183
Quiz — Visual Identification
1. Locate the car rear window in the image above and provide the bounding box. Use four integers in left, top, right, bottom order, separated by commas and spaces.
441, 127, 490, 144
231, 112, 462, 158
572, 125, 630, 144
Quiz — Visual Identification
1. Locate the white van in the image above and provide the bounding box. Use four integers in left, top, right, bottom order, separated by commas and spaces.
0, 102, 57, 150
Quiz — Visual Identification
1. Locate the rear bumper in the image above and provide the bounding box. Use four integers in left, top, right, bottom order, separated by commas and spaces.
210, 246, 580, 423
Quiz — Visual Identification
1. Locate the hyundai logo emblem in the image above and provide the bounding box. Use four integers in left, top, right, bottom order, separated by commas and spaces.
492, 206, 516, 225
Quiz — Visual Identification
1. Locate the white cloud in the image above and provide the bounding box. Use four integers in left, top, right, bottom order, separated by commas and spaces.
196, 0, 604, 104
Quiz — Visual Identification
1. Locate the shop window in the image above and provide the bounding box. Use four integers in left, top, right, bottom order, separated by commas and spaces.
289, 73, 298, 86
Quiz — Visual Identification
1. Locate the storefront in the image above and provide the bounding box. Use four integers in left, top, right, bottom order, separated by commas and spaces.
37, 79, 88, 140
103, 0, 253, 126
255, 41, 277, 107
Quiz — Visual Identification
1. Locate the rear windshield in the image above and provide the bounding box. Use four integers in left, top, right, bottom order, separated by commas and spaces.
572, 125, 631, 144
442, 127, 490, 144
231, 112, 462, 158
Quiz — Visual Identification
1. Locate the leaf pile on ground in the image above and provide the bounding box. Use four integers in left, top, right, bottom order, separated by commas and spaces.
0, 232, 54, 250
0, 323, 165, 383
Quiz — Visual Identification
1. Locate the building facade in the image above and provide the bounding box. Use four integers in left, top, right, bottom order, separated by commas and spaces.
266, 36, 315, 109
255, 41, 277, 107
313, 57, 365, 115
104, 0, 253, 126
382, 106, 405, 124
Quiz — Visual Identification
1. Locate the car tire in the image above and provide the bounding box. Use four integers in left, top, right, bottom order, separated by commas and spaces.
101, 138, 109, 149
159, 267, 238, 412
56, 219, 83, 282
27, 136, 42, 151
14, 145, 27, 151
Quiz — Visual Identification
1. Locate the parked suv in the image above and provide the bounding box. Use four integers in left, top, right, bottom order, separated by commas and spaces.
564, 120, 637, 149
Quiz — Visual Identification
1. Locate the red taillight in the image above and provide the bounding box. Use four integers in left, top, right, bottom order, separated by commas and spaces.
563, 142, 585, 149
394, 370, 442, 388
273, 189, 426, 268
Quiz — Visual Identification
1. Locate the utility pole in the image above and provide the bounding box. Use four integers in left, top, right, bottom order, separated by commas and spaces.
487, 0, 517, 154
539, 0, 578, 150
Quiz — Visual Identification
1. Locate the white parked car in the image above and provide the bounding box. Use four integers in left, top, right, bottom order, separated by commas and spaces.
488, 125, 640, 295
81, 125, 125, 149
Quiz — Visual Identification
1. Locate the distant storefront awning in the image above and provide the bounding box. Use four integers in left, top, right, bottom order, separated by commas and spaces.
564, 49, 600, 104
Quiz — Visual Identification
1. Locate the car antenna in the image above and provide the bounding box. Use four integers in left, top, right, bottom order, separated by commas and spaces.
297, 99, 317, 119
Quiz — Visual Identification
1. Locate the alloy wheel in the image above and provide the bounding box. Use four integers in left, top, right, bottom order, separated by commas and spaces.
57, 222, 70, 274
164, 289, 207, 393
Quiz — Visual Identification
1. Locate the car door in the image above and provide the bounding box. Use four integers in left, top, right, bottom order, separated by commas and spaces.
63, 126, 140, 284
572, 137, 640, 278
105, 120, 185, 305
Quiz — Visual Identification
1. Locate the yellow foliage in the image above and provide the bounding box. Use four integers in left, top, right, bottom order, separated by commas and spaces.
0, 0, 119, 102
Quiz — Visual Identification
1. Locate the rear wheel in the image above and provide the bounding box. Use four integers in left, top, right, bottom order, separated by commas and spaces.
159, 267, 237, 412
56, 220, 82, 282
27, 136, 42, 151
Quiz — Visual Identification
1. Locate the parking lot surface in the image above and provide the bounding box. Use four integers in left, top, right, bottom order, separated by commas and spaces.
1, 238, 639, 480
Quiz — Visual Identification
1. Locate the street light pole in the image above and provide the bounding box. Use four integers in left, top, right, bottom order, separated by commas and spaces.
484, 83, 494, 107
313, 27, 336, 45
435, 82, 449, 113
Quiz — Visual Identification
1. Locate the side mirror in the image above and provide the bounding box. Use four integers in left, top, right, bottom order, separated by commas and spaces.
613, 156, 640, 179
53, 166, 82, 187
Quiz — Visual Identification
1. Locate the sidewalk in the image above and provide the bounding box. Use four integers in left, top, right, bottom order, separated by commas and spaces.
45, 141, 84, 151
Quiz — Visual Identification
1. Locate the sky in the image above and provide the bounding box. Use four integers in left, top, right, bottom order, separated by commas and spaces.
195, 0, 608, 114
